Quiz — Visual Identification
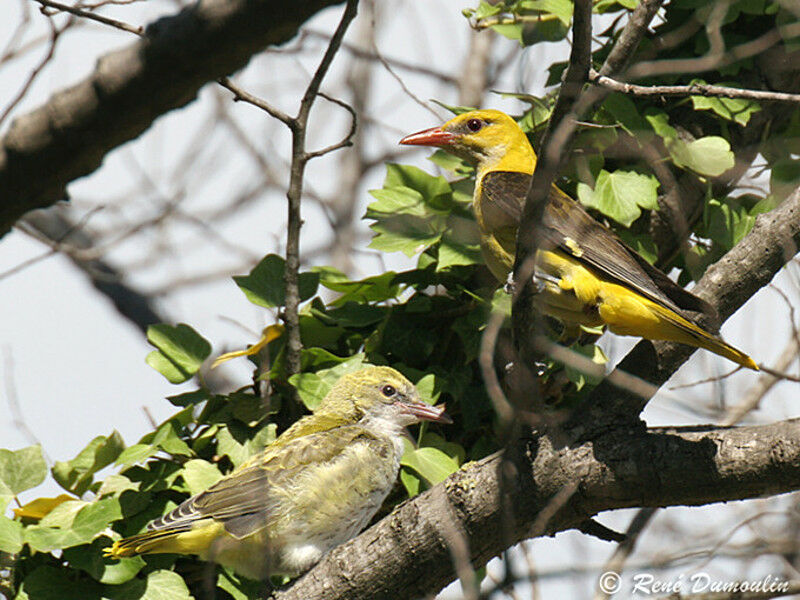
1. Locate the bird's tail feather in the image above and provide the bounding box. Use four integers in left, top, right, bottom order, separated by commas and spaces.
656, 305, 758, 371
104, 530, 183, 558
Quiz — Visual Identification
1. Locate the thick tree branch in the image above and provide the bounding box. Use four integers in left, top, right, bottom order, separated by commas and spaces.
273, 418, 800, 600
0, 0, 344, 237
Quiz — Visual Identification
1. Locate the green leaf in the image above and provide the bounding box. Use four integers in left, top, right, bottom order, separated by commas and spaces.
471, 0, 503, 20
400, 439, 459, 486
146, 323, 211, 384
522, 0, 573, 24
123, 570, 193, 600
52, 431, 125, 496
645, 110, 678, 139
368, 216, 444, 257
383, 163, 452, 204
602, 94, 650, 136
689, 81, 761, 126
491, 22, 523, 42
438, 230, 482, 270
705, 198, 757, 250
0, 445, 46, 495
399, 468, 423, 497
577, 170, 660, 227
289, 354, 366, 411
217, 568, 264, 600
180, 459, 223, 496
96, 474, 139, 498
323, 302, 387, 327
0, 515, 23, 553
115, 444, 158, 468
233, 254, 319, 309
17, 566, 103, 600
166, 389, 212, 407
668, 136, 735, 177
316, 269, 401, 306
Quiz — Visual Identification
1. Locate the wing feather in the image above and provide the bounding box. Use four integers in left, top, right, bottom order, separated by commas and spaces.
148, 426, 385, 540
478, 170, 715, 320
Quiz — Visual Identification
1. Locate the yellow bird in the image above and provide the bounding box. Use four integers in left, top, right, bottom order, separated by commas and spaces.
400, 109, 757, 370
105, 367, 450, 579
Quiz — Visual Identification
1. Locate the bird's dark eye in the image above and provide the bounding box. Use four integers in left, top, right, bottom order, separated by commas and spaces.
466, 118, 483, 132
381, 385, 396, 398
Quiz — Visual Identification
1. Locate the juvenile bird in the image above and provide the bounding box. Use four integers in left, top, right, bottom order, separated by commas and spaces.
105, 367, 451, 579
400, 109, 757, 370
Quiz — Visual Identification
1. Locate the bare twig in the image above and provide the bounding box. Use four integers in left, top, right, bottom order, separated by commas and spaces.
0, 15, 60, 127
723, 336, 800, 425
34, 0, 143, 35
590, 70, 800, 104
594, 507, 659, 600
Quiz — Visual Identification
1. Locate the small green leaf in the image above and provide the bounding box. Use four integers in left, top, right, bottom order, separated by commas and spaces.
289, 355, 366, 411
645, 110, 678, 139
52, 431, 125, 496
383, 163, 452, 203
136, 570, 193, 600
689, 81, 761, 126
438, 231, 482, 270
181, 459, 223, 496
669, 136, 735, 177
0, 445, 46, 495
217, 567, 265, 600
233, 254, 319, 309
522, 0, 573, 24
399, 468, 423, 497
577, 170, 660, 226
0, 515, 23, 553
705, 198, 757, 250
367, 216, 444, 257
146, 323, 211, 384
400, 439, 459, 486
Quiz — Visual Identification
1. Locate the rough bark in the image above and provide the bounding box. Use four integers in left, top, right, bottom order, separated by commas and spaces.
273, 419, 800, 600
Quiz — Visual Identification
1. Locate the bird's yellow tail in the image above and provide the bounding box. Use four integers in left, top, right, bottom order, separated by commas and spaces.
648, 302, 758, 371
104, 530, 183, 558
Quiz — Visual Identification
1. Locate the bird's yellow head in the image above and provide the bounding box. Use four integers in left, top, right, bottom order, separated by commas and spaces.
399, 109, 536, 177
317, 366, 451, 426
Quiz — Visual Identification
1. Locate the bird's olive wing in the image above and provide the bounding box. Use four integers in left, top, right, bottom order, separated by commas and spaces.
148, 427, 387, 540
480, 170, 715, 319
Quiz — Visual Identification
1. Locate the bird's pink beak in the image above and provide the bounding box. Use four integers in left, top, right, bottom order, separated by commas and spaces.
401, 401, 453, 424
399, 126, 456, 147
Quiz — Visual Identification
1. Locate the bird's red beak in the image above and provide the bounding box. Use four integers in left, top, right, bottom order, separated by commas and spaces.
401, 401, 453, 424
399, 126, 456, 147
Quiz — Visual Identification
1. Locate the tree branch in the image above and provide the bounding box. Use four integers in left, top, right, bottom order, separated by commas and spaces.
273, 418, 800, 600
589, 70, 800, 104
0, 0, 345, 237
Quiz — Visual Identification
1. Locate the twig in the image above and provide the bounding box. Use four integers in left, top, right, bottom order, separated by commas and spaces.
2, 347, 50, 462
512, 0, 592, 368
33, 0, 143, 35
594, 507, 658, 600
305, 92, 357, 160
590, 70, 800, 104
0, 15, 60, 127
